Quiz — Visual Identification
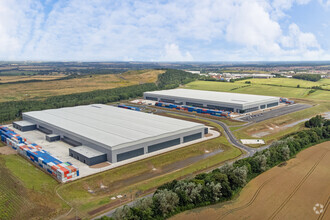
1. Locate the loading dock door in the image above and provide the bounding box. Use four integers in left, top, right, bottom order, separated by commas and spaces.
183, 133, 202, 143
148, 138, 180, 153
117, 148, 144, 162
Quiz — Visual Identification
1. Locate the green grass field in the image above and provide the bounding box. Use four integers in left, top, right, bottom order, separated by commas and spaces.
238, 78, 330, 89
184, 79, 330, 146
57, 116, 242, 218
185, 79, 330, 101
0, 155, 68, 219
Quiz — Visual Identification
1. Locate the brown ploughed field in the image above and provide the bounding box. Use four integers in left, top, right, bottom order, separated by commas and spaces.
172, 141, 330, 220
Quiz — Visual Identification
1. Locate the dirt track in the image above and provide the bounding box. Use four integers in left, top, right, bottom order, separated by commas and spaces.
172, 141, 330, 220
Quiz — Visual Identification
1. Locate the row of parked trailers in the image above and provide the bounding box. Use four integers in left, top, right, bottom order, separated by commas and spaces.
0, 125, 79, 182
155, 102, 231, 118
118, 104, 141, 111
280, 97, 295, 104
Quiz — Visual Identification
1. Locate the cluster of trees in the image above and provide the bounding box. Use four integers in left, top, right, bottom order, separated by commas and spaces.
305, 115, 330, 128
293, 74, 321, 81
99, 116, 330, 220
157, 69, 199, 89
229, 77, 253, 82
0, 69, 197, 123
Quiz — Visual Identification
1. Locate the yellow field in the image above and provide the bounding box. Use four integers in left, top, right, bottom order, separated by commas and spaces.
0, 69, 164, 102
0, 74, 66, 83
172, 141, 330, 220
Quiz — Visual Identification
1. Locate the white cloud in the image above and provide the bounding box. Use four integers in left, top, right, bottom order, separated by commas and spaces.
0, 0, 327, 61
281, 23, 320, 49
160, 44, 193, 61
225, 1, 282, 54
319, 0, 330, 8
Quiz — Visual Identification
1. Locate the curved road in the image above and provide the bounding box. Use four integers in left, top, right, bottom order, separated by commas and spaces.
154, 108, 270, 156
93, 108, 269, 219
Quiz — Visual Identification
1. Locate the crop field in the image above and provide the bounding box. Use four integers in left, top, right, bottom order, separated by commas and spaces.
0, 155, 67, 219
0, 69, 164, 102
172, 141, 330, 220
57, 115, 242, 219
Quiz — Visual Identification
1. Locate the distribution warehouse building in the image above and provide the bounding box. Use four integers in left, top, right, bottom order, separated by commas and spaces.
144, 89, 280, 113
20, 104, 207, 165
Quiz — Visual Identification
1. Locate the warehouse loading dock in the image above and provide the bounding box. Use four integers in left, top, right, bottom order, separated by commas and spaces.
144, 89, 280, 113
69, 146, 107, 166
46, 134, 60, 142
13, 121, 36, 132
21, 104, 207, 165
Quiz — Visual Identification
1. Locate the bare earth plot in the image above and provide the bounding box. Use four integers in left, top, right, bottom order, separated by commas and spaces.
172, 141, 330, 220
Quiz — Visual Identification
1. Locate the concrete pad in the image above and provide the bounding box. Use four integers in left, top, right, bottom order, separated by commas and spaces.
241, 139, 265, 144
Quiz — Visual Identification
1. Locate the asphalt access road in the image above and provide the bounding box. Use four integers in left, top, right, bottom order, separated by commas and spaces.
237, 104, 312, 123
154, 109, 258, 156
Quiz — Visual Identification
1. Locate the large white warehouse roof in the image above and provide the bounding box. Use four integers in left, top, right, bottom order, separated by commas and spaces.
23, 104, 204, 150
145, 89, 279, 105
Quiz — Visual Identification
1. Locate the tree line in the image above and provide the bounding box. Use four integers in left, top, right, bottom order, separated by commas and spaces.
293, 74, 321, 82
98, 115, 330, 220
0, 69, 196, 123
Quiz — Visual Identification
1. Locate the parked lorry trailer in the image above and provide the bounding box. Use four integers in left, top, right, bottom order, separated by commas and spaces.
118, 104, 141, 111
155, 102, 231, 118
280, 97, 295, 104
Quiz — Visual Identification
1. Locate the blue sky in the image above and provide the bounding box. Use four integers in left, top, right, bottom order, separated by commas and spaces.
0, 0, 330, 61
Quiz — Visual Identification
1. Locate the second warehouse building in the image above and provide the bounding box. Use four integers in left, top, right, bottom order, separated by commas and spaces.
20, 104, 207, 165
144, 89, 280, 113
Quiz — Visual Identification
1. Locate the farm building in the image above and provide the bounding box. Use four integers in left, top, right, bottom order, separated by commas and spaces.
144, 89, 280, 113
19, 104, 206, 165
